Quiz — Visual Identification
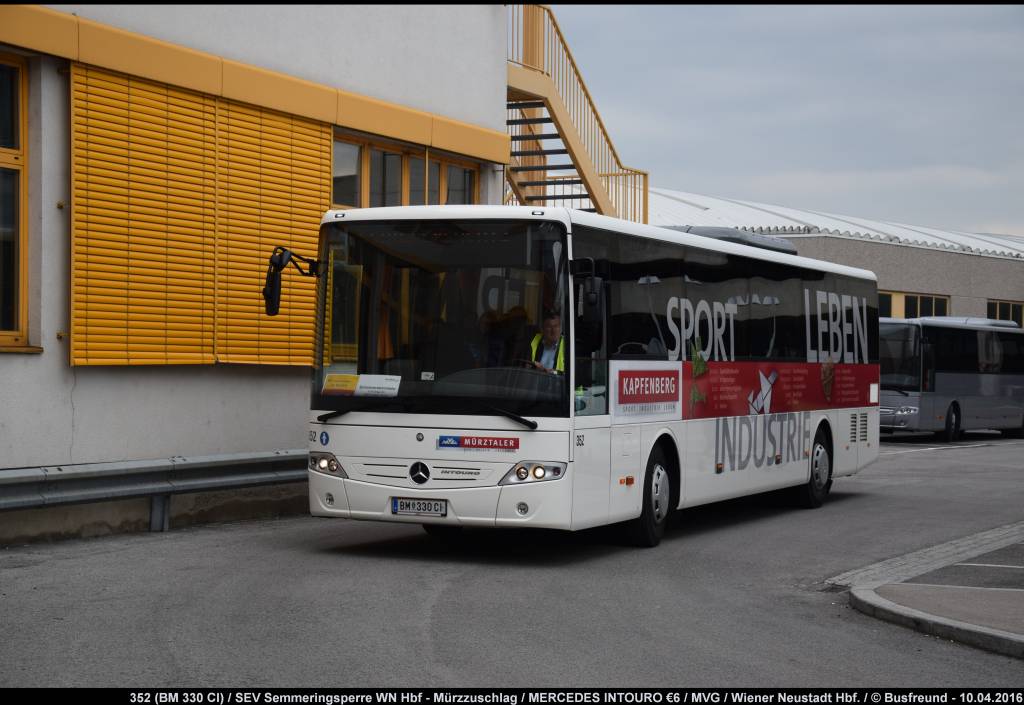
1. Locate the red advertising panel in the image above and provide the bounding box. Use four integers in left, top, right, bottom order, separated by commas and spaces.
682, 361, 879, 420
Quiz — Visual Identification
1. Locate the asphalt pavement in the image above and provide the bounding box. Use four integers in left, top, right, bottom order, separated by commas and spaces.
1, 430, 1022, 685
830, 432, 1024, 659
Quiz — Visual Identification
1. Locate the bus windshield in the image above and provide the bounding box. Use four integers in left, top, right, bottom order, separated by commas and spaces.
879, 322, 921, 392
313, 218, 570, 418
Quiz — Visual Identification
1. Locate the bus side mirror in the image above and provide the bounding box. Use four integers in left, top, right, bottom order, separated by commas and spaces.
263, 267, 282, 316
262, 246, 320, 316
581, 275, 603, 323
263, 248, 292, 316
571, 258, 603, 324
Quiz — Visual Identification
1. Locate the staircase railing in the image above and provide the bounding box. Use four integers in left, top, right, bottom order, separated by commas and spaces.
507, 4, 648, 224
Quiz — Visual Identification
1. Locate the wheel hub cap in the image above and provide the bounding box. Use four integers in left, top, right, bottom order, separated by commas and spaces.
812, 443, 830, 490
651, 464, 670, 522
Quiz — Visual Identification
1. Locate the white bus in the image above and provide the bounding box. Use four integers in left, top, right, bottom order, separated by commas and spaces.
264, 206, 880, 546
879, 316, 1024, 440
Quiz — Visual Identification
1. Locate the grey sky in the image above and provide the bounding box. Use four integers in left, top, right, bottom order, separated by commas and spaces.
550, 5, 1024, 236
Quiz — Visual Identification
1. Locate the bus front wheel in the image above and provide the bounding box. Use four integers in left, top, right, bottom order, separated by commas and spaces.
627, 445, 672, 548
939, 403, 961, 443
794, 427, 832, 509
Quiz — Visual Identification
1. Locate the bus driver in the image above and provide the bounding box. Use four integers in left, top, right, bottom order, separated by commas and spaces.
530, 311, 566, 375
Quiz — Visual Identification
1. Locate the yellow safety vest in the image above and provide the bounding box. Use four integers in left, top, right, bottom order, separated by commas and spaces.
530, 333, 565, 373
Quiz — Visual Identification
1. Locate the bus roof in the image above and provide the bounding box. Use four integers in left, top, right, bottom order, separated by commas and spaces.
321, 205, 878, 282
881, 316, 1022, 332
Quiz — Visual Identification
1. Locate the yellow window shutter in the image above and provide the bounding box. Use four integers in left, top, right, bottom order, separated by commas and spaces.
70, 63, 329, 366
71, 64, 217, 365
214, 100, 330, 365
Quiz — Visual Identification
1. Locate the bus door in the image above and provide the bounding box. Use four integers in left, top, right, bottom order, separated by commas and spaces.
571, 271, 612, 529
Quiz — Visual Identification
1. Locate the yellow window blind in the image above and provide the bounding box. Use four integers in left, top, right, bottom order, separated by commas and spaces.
71, 64, 330, 366
72, 64, 217, 365
215, 101, 329, 365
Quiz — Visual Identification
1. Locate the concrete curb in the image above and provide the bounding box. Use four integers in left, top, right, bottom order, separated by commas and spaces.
850, 586, 1024, 660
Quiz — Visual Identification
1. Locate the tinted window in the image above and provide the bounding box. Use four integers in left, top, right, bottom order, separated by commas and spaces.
846, 275, 879, 364
743, 260, 804, 362
1000, 332, 1024, 375
606, 233, 685, 360
680, 247, 747, 363
929, 326, 978, 373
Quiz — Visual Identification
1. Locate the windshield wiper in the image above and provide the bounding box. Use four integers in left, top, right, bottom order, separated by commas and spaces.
479, 404, 538, 430
316, 398, 404, 423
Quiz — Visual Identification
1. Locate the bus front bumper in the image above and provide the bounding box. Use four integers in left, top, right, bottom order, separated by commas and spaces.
879, 406, 921, 431
308, 470, 574, 530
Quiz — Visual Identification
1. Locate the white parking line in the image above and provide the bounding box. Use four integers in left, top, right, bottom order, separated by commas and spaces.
901, 583, 1024, 593
955, 563, 1024, 569
880, 443, 990, 455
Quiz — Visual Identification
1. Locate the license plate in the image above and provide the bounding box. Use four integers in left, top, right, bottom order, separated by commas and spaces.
391, 498, 447, 517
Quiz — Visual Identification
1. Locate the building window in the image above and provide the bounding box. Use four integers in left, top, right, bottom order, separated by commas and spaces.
369, 148, 402, 207
0, 55, 26, 347
333, 133, 479, 209
902, 293, 948, 319
445, 164, 475, 205
988, 299, 1023, 328
332, 140, 361, 207
408, 156, 441, 206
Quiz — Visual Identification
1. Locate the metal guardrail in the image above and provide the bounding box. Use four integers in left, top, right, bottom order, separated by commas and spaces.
0, 450, 308, 531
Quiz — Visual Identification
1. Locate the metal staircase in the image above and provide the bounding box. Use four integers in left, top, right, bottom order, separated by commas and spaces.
507, 98, 594, 212
506, 5, 648, 223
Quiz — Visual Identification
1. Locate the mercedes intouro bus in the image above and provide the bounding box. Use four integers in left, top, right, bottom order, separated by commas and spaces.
264, 206, 881, 546
879, 316, 1024, 440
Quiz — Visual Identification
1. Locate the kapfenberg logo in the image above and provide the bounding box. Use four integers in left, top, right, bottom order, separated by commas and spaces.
320, 432, 330, 446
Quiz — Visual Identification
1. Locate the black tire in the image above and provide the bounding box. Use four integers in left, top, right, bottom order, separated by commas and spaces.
938, 403, 961, 443
794, 426, 832, 509
422, 524, 464, 540
627, 445, 673, 547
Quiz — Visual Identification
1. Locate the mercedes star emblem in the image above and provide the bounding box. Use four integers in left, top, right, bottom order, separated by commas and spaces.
409, 462, 430, 484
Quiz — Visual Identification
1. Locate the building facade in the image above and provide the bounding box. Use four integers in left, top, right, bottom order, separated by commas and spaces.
0, 5, 509, 476
649, 187, 1024, 328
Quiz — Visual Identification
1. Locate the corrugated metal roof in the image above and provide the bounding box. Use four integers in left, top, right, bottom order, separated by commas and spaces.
649, 187, 1024, 260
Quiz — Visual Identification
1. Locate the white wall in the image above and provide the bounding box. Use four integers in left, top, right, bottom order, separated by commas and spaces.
1, 6, 508, 470
45, 4, 507, 132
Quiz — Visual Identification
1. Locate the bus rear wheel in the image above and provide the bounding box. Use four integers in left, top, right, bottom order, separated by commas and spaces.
627, 445, 672, 547
794, 427, 832, 509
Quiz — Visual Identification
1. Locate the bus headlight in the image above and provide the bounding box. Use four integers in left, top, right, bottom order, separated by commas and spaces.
500, 461, 566, 485
895, 406, 918, 416
309, 452, 348, 477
